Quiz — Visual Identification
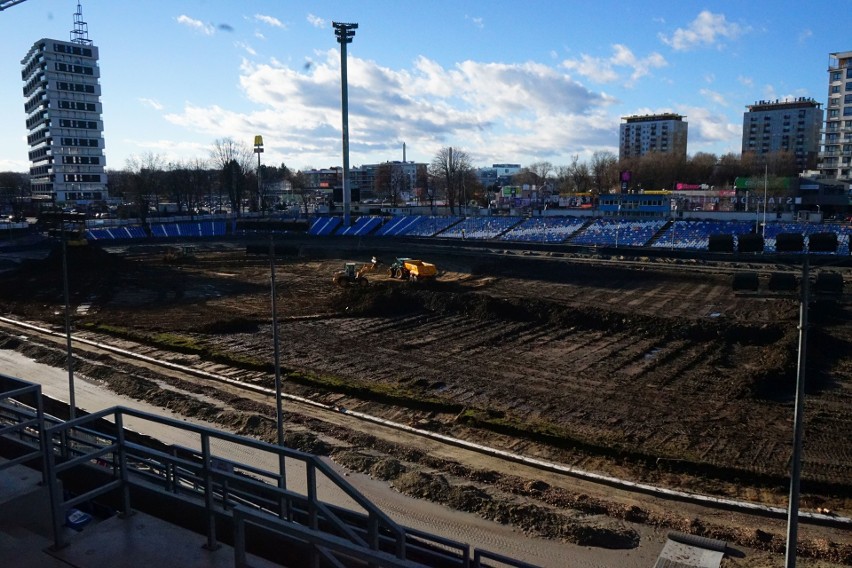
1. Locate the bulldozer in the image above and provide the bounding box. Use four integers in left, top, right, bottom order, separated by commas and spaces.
333, 257, 381, 287
387, 257, 437, 281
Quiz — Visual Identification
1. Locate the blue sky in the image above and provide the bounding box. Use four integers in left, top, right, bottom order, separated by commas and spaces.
0, 0, 841, 173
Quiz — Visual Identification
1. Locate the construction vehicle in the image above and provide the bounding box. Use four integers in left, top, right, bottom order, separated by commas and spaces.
333, 257, 381, 286
387, 257, 438, 281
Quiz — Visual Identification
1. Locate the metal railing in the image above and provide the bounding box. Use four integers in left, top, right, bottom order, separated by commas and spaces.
1, 378, 538, 567
0, 374, 46, 478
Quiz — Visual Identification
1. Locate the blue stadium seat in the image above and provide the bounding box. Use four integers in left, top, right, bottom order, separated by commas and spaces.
336, 216, 382, 236
571, 218, 665, 247
440, 216, 523, 239
501, 217, 586, 243
309, 216, 342, 236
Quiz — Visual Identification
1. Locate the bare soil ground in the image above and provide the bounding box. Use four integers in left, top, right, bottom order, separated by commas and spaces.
1, 237, 851, 565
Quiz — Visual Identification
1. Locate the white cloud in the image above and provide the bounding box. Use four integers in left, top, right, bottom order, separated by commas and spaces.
175, 15, 215, 36
699, 88, 727, 107
738, 75, 753, 88
659, 11, 748, 51
254, 14, 284, 28
677, 106, 741, 152
307, 14, 326, 29
163, 52, 618, 167
466, 15, 484, 29
798, 29, 812, 44
562, 44, 667, 86
138, 98, 164, 111
235, 41, 257, 56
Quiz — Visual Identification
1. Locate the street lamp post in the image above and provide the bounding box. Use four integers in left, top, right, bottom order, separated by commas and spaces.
785, 257, 809, 568
254, 135, 264, 212
762, 164, 768, 240
333, 22, 357, 228
268, 234, 283, 448
61, 224, 75, 420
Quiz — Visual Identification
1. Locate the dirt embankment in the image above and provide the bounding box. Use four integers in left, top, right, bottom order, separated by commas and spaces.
1, 242, 851, 564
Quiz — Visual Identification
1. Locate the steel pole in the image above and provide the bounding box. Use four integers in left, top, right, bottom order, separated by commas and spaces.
339, 34, 352, 227
763, 164, 768, 239
785, 256, 809, 568
61, 229, 75, 420
269, 235, 284, 448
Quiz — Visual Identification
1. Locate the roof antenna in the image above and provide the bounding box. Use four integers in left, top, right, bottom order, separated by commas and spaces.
70, 1, 93, 45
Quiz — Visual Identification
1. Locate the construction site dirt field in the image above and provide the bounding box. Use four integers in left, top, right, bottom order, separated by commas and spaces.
1, 236, 851, 565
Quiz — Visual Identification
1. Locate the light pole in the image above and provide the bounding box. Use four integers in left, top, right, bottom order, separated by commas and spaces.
61, 221, 75, 420
254, 135, 264, 212
268, 235, 284, 449
762, 164, 768, 239
333, 21, 357, 228
785, 257, 809, 568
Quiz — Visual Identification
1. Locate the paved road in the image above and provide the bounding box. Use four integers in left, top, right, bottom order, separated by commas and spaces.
0, 348, 666, 568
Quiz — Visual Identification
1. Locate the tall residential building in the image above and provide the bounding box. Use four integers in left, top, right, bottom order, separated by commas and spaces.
619, 113, 688, 161
20, 2, 108, 207
741, 98, 823, 172
818, 50, 852, 180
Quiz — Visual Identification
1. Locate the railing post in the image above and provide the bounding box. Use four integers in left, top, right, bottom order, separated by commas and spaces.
44, 428, 67, 550
35, 389, 47, 485
201, 433, 218, 550
278, 451, 289, 521
115, 412, 132, 517
306, 462, 318, 530
233, 506, 246, 568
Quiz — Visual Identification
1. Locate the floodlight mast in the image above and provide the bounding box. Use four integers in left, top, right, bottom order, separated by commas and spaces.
333, 22, 357, 228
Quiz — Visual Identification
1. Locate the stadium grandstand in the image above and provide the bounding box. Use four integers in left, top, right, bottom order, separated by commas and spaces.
73, 212, 851, 256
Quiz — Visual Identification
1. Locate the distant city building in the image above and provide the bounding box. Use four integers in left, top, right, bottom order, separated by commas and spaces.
818, 50, 852, 180
477, 163, 521, 188
619, 113, 688, 161
20, 2, 108, 207
303, 161, 427, 203
742, 98, 823, 172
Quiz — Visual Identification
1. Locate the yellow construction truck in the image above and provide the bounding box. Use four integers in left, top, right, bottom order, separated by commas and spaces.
387, 257, 437, 281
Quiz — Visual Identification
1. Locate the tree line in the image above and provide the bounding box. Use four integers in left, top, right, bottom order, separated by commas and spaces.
1, 137, 805, 218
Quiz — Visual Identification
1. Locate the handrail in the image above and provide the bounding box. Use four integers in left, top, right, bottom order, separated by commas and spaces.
0, 375, 45, 477
2, 377, 537, 567
41, 405, 409, 556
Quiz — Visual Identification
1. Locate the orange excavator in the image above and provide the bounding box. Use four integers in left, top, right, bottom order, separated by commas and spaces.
333, 257, 381, 286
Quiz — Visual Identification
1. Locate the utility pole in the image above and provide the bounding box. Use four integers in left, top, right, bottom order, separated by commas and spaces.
333, 22, 357, 228
61, 225, 75, 420
785, 257, 809, 568
254, 135, 264, 211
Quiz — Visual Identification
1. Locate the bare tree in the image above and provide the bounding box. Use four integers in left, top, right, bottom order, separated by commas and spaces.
163, 160, 191, 214
188, 157, 212, 213
590, 151, 618, 195
524, 161, 553, 186
567, 155, 591, 194
210, 138, 254, 216
685, 152, 718, 185
714, 153, 745, 188
374, 163, 409, 206
125, 152, 166, 221
414, 164, 429, 205
554, 165, 573, 193
429, 146, 472, 215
